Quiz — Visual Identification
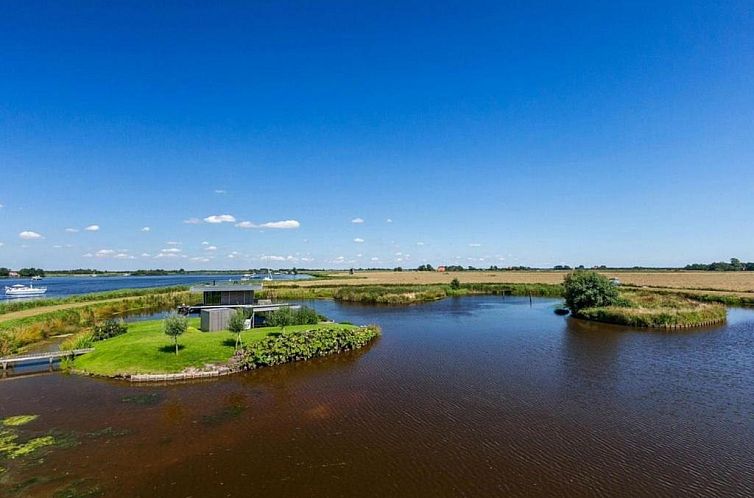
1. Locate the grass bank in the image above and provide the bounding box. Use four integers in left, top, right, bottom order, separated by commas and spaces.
261, 282, 563, 304
0, 291, 196, 356
0, 285, 189, 316
577, 290, 727, 328
73, 318, 361, 377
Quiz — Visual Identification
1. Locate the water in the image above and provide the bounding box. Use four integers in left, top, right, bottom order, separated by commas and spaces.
0, 273, 311, 301
2, 296, 753, 496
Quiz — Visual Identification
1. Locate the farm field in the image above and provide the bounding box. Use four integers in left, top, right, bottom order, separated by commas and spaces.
284, 270, 754, 295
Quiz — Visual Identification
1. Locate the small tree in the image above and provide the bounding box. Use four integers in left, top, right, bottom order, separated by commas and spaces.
563, 270, 619, 314
164, 313, 188, 355
267, 307, 294, 331
450, 278, 461, 290
228, 309, 246, 350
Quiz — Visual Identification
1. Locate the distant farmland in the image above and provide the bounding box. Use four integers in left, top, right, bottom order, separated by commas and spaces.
282, 270, 754, 295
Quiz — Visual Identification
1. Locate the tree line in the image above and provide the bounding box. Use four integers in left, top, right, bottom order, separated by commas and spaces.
685, 258, 754, 271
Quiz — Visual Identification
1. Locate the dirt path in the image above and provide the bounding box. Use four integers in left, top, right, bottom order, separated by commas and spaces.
0, 296, 144, 324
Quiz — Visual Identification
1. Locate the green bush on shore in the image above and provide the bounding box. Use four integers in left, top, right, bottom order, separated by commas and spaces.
236, 325, 380, 369
563, 270, 620, 313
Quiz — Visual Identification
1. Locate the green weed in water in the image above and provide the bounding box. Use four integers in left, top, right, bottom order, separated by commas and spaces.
2, 415, 38, 427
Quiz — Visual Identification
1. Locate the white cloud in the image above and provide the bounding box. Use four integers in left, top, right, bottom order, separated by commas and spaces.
386, 218, 393, 223
65, 228, 79, 233
141, 253, 151, 257
184, 217, 202, 224
166, 241, 181, 245
370, 257, 379, 261
114, 253, 134, 260
201, 241, 209, 245
95, 249, 116, 257
141, 227, 151, 232
204, 214, 236, 224
205, 245, 217, 251
0, 203, 4, 208
351, 217, 365, 224
353, 238, 365, 243
236, 219, 300, 230
191, 256, 211, 262
161, 248, 182, 253
84, 225, 100, 232
0, 242, 4, 247
416, 241, 425, 246
19, 231, 43, 240
261, 255, 286, 261
469, 243, 481, 247
82, 252, 93, 257
53, 244, 63, 248
214, 189, 227, 194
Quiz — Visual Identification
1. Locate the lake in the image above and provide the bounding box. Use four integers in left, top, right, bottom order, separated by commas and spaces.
0, 273, 311, 301
2, 296, 753, 496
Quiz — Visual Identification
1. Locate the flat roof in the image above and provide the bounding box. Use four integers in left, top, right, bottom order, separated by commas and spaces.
190, 284, 262, 292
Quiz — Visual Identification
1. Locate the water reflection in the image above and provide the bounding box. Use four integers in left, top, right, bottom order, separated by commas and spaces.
2, 296, 754, 497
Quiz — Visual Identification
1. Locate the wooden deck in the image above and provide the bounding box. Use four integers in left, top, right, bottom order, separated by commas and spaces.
1, 348, 94, 370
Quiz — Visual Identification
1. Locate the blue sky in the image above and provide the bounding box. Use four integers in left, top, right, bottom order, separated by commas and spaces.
1, 1, 753, 270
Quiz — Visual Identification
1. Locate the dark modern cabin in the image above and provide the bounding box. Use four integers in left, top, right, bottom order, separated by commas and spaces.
189, 284, 262, 306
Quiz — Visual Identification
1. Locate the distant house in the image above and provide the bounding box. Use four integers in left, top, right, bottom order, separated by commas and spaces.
437, 266, 446, 272
8, 271, 19, 278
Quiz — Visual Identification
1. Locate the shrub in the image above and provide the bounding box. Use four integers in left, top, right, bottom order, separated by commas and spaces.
563, 270, 619, 314
266, 306, 320, 328
91, 319, 127, 341
237, 325, 381, 370
450, 278, 461, 290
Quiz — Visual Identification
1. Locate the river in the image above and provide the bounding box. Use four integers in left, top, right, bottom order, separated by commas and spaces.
0, 273, 311, 301
2, 296, 753, 496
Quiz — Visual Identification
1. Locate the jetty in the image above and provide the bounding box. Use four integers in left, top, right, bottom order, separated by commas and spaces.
1, 348, 94, 371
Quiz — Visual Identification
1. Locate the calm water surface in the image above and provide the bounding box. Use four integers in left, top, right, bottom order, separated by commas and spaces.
0, 273, 311, 301
2, 297, 753, 496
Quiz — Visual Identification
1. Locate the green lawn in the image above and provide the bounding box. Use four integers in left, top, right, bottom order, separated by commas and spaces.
73, 318, 356, 376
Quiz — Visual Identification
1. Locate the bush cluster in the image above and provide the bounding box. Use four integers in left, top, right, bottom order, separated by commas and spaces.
265, 306, 321, 327
91, 318, 127, 341
563, 270, 619, 314
237, 325, 380, 369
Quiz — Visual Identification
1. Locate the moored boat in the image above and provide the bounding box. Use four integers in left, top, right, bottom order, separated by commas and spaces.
4, 284, 48, 297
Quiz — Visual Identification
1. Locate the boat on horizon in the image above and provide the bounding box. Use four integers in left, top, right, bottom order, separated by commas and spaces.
5, 284, 48, 297
31, 275, 43, 280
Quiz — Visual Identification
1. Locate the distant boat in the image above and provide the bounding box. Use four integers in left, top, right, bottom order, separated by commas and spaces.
5, 284, 47, 297
90, 273, 98, 277
263, 270, 273, 281
241, 273, 253, 281
31, 275, 43, 280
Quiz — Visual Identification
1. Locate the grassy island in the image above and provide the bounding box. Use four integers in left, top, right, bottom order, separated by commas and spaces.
564, 271, 727, 328
72, 318, 378, 378
577, 290, 727, 328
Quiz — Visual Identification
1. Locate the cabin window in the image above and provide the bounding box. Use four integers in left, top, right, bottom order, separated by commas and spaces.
205, 291, 221, 305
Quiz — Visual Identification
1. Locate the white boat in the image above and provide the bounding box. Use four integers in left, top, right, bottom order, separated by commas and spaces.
5, 284, 48, 297
31, 275, 43, 280
241, 273, 253, 281
263, 270, 273, 281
